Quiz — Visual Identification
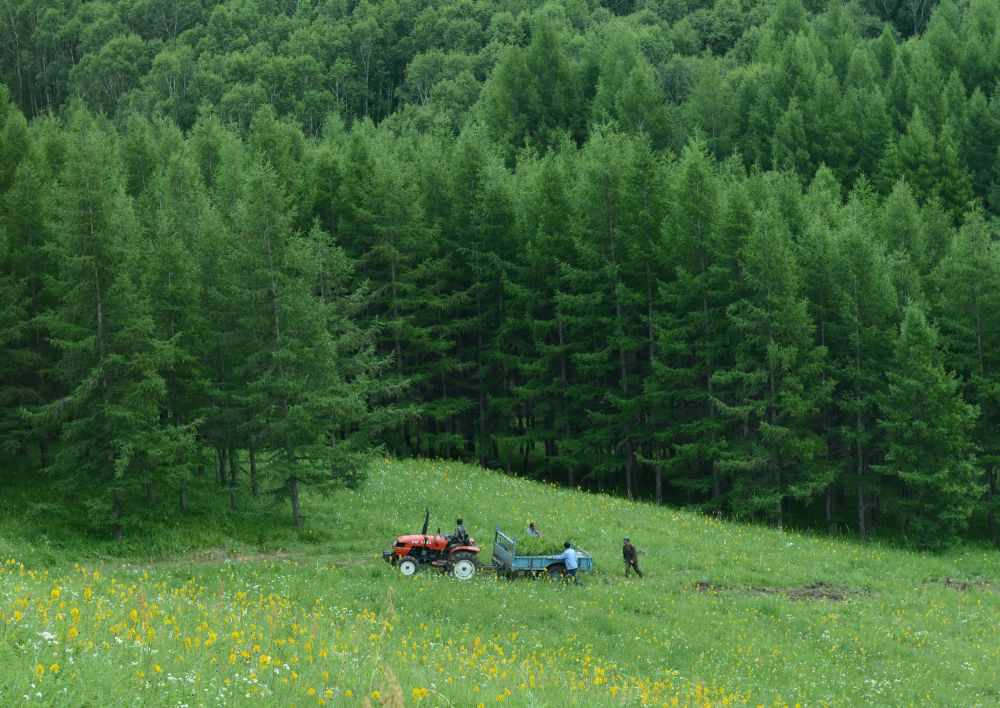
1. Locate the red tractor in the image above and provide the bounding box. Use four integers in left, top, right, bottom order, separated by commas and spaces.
382, 510, 481, 580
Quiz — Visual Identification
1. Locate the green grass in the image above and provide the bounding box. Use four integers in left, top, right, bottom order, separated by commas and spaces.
2, 458, 1000, 706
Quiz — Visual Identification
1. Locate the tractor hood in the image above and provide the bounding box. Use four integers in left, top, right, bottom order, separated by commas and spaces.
395, 533, 447, 545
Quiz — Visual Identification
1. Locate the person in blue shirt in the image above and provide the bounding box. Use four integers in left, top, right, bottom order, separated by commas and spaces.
555, 541, 579, 583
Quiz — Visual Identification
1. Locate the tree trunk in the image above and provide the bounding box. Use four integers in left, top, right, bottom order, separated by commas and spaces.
856, 482, 866, 539
655, 466, 663, 505
825, 486, 834, 531
775, 469, 784, 531
477, 329, 487, 468
249, 444, 259, 497
987, 467, 996, 546
112, 494, 124, 541
144, 478, 154, 506
288, 476, 302, 528
228, 447, 238, 511
179, 484, 189, 514
856, 409, 866, 538
625, 439, 634, 500
216, 447, 227, 487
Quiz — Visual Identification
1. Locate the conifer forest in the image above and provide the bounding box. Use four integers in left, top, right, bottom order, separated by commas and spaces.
2, 0, 1000, 550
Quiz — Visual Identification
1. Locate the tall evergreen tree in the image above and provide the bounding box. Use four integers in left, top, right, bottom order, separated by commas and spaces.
230, 163, 387, 526
933, 207, 1000, 544
829, 198, 899, 537
713, 207, 833, 527
877, 302, 981, 548
34, 109, 179, 537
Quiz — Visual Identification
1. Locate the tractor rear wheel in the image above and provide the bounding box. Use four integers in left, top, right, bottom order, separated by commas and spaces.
398, 557, 419, 577
547, 564, 565, 580
451, 552, 477, 581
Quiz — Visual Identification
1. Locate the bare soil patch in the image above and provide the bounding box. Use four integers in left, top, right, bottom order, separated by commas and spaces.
692, 579, 857, 601
934, 576, 994, 592
754, 581, 852, 601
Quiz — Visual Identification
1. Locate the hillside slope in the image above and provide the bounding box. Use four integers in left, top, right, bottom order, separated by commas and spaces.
1, 458, 999, 706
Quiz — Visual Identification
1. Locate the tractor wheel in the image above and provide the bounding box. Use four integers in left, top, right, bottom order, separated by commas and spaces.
546, 564, 565, 580
398, 557, 419, 577
451, 552, 478, 581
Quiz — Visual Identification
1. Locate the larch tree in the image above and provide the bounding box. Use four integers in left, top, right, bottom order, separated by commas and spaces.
35, 109, 177, 537
828, 199, 899, 537
230, 162, 387, 527
932, 207, 1000, 545
713, 206, 833, 528
877, 302, 981, 548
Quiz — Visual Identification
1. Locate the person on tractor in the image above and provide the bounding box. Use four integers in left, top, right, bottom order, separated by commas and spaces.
448, 518, 469, 545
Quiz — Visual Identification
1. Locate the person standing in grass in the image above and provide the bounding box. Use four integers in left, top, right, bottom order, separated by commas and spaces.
623, 537, 643, 578
527, 521, 542, 538
555, 541, 579, 583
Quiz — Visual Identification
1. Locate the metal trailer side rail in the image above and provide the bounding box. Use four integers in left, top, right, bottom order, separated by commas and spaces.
492, 527, 593, 575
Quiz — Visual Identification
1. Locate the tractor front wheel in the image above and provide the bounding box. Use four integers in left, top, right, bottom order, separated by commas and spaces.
398, 557, 419, 577
451, 552, 477, 581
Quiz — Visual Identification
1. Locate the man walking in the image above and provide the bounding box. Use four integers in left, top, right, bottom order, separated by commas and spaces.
623, 537, 643, 578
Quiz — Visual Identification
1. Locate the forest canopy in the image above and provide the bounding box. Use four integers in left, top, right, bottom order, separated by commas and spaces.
1, 0, 999, 548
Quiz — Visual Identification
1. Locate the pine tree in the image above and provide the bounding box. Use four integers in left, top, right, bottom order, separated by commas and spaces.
561, 129, 648, 497
772, 98, 811, 176
137, 146, 216, 510
933, 207, 1000, 545
828, 197, 898, 537
648, 139, 743, 508
509, 149, 580, 483
877, 302, 981, 549
334, 126, 432, 455
713, 206, 833, 527
34, 109, 178, 537
229, 162, 387, 527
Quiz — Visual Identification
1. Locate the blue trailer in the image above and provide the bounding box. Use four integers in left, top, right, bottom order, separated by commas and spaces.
491, 527, 594, 579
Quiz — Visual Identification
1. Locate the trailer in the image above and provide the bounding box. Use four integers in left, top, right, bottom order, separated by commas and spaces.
491, 527, 593, 579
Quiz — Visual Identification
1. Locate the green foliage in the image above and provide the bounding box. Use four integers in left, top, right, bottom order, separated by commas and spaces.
877, 303, 982, 548
1, 0, 999, 548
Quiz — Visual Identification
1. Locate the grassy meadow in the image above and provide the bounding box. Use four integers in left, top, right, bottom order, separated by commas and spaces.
2, 458, 1000, 706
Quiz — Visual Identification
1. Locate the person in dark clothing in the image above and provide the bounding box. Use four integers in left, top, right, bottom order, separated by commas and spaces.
623, 537, 643, 578
449, 518, 468, 545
